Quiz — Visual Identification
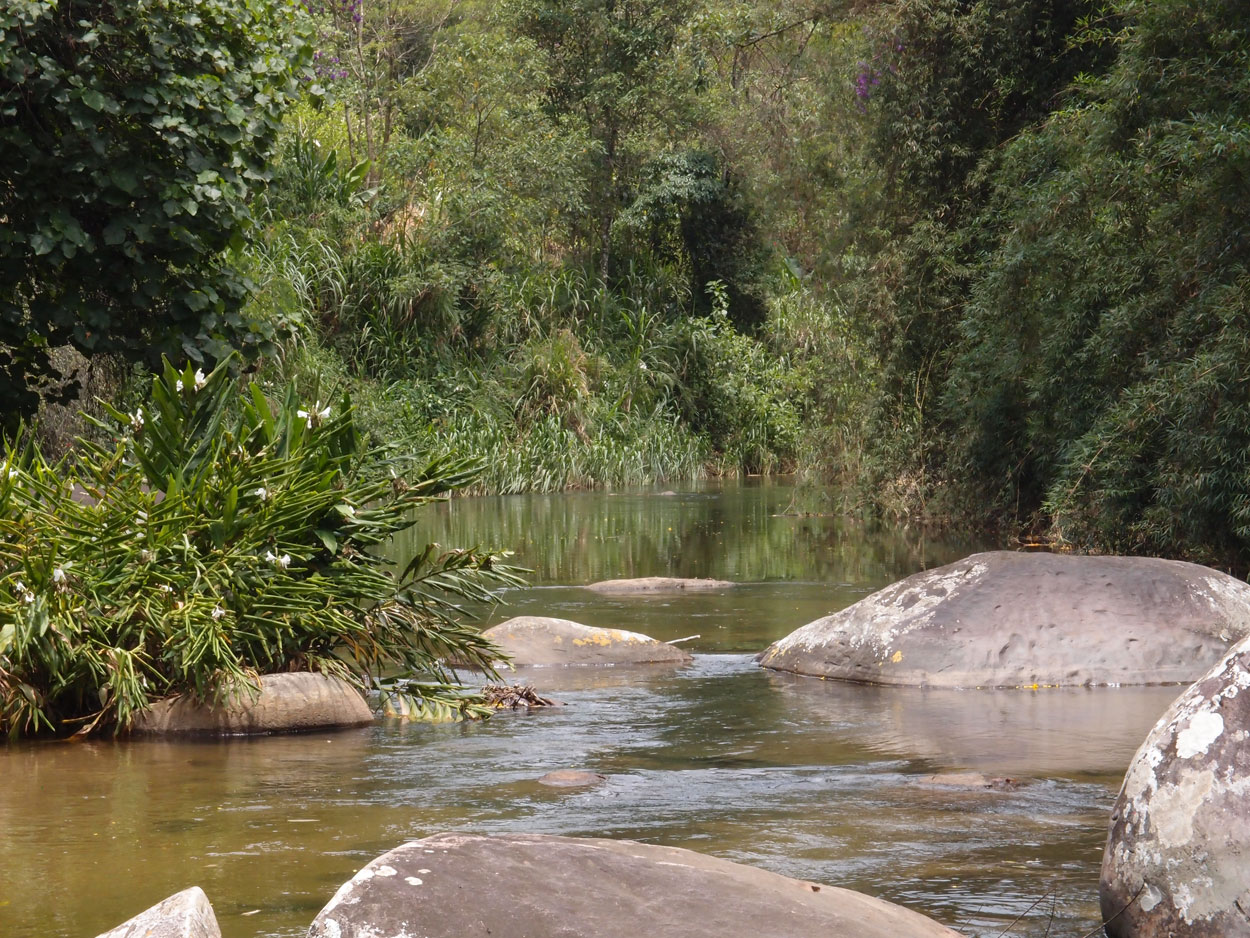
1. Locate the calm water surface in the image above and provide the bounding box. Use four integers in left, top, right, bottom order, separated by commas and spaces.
0, 480, 1179, 938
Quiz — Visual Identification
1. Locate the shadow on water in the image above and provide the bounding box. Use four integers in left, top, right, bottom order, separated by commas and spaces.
0, 480, 1181, 938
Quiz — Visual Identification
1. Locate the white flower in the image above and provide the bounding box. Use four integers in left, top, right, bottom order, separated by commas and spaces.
265, 550, 292, 568
130, 409, 145, 431
194, 368, 207, 390
52, 568, 66, 584
639, 361, 648, 371
211, 605, 225, 620
15, 581, 34, 604
5, 466, 16, 480
254, 486, 271, 501
158, 584, 173, 594
140, 549, 155, 564
175, 379, 184, 393
297, 401, 332, 429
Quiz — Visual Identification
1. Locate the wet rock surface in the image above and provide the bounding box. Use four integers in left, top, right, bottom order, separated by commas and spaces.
1100, 634, 1250, 937
132, 672, 373, 736
759, 551, 1250, 688
308, 832, 964, 938
95, 887, 220, 938
585, 576, 735, 594
480, 616, 692, 666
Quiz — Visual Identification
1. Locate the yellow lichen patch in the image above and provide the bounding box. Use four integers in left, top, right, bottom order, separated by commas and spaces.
890, 650, 904, 664
572, 632, 613, 647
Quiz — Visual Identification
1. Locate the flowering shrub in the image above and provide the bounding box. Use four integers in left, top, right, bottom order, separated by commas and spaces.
0, 360, 519, 737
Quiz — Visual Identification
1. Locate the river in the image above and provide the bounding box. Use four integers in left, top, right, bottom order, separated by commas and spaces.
0, 479, 1178, 937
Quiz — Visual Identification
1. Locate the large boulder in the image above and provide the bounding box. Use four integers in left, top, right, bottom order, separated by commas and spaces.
1100, 634, 1250, 937
132, 672, 374, 736
95, 887, 220, 938
585, 576, 734, 594
308, 832, 962, 938
479, 616, 692, 666
758, 551, 1250, 688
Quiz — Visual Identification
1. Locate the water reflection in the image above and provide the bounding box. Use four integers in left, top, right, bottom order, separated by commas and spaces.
765, 674, 1176, 777
389, 479, 980, 587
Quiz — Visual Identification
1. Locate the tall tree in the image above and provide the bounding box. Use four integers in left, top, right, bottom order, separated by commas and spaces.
506, 0, 696, 280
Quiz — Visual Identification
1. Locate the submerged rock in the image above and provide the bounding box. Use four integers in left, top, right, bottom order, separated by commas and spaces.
308, 832, 963, 938
585, 576, 735, 594
915, 773, 1023, 792
132, 672, 373, 736
479, 616, 692, 666
1100, 633, 1250, 937
536, 769, 607, 787
95, 886, 220, 938
758, 551, 1250, 688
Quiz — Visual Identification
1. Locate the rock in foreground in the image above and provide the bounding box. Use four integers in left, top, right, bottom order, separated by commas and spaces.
132, 672, 373, 736
1100, 634, 1250, 937
480, 616, 691, 666
585, 576, 734, 594
309, 833, 962, 938
759, 551, 1250, 688
95, 887, 220, 938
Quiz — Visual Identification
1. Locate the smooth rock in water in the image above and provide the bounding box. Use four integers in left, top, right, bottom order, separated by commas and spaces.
95, 887, 220, 938
758, 551, 1250, 688
1100, 633, 1250, 937
308, 832, 963, 938
585, 576, 734, 594
480, 616, 692, 666
132, 672, 373, 736
537, 769, 607, 787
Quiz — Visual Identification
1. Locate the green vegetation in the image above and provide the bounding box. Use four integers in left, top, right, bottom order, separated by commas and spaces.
0, 360, 518, 737
0, 0, 311, 425
814, 0, 1250, 567
5, 0, 1250, 679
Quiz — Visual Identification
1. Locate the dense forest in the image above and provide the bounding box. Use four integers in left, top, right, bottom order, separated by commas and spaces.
4, 0, 1249, 566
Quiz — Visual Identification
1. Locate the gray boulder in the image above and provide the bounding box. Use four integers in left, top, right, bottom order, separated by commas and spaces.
759, 551, 1250, 688
480, 616, 691, 666
1100, 633, 1250, 937
585, 576, 734, 594
95, 887, 220, 938
308, 832, 962, 938
132, 672, 373, 736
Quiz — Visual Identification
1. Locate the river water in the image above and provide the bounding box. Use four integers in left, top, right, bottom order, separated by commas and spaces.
0, 480, 1179, 938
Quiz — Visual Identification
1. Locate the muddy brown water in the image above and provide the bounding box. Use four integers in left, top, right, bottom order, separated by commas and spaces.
0, 480, 1180, 938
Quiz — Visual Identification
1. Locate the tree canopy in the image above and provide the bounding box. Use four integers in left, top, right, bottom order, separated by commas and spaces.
0, 0, 310, 425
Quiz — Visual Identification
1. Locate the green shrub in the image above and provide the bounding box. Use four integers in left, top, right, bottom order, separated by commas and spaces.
0, 360, 520, 737
674, 283, 802, 475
